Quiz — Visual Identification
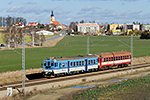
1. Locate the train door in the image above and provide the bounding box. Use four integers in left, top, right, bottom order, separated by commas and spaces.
99, 57, 102, 68
85, 59, 88, 71
68, 61, 70, 74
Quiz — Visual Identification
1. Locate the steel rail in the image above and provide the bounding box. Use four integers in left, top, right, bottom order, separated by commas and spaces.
0, 63, 150, 91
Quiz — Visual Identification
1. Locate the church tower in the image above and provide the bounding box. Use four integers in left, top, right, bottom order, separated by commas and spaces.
50, 11, 55, 24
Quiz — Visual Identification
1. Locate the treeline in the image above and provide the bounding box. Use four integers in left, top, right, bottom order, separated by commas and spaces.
140, 30, 150, 39
0, 16, 27, 27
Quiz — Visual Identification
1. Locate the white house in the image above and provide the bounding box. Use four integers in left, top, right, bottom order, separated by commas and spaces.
36, 30, 54, 35
77, 23, 99, 34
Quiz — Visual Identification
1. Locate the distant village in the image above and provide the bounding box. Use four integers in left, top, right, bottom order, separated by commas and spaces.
1, 11, 150, 36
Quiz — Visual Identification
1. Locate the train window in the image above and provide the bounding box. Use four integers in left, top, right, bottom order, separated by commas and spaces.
74, 62, 75, 66
106, 58, 108, 62
88, 60, 90, 64
123, 56, 124, 59
111, 57, 113, 61
51, 62, 54, 66
104, 58, 105, 62
82, 61, 84, 65
121, 56, 122, 60
55, 63, 58, 67
92, 60, 93, 64
125, 56, 126, 59
63, 63, 65, 67
77, 61, 78, 66
119, 57, 120, 60
44, 62, 46, 66
79, 61, 81, 66
116, 57, 118, 60
109, 57, 110, 61
48, 62, 50, 66
114, 57, 115, 61
128, 55, 129, 59
94, 60, 95, 64
59, 63, 61, 67
71, 62, 72, 67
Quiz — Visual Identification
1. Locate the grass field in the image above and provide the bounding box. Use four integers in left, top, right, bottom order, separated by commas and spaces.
0, 36, 150, 73
0, 33, 4, 43
74, 76, 150, 100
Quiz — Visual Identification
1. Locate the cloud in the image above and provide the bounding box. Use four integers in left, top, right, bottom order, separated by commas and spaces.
7, 5, 24, 12
8, 1, 13, 5
24, 1, 37, 4
78, 5, 100, 14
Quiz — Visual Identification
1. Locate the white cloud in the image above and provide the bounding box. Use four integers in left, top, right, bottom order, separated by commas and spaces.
78, 5, 100, 14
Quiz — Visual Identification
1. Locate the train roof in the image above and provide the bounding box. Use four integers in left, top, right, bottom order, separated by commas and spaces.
52, 55, 97, 61
95, 51, 131, 57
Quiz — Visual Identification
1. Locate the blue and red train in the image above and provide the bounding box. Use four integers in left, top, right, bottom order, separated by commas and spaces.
42, 51, 131, 77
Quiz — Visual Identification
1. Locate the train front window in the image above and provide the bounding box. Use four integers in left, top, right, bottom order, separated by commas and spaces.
44, 61, 46, 66
48, 62, 50, 66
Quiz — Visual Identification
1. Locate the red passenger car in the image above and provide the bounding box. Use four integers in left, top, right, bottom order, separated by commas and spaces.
95, 51, 131, 68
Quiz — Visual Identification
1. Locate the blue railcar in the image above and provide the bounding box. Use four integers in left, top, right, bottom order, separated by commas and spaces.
42, 55, 98, 77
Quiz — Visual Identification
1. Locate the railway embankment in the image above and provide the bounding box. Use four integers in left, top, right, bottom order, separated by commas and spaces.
1, 63, 150, 99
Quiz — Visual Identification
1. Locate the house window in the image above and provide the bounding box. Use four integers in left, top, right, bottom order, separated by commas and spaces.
80, 27, 82, 32
95, 27, 97, 33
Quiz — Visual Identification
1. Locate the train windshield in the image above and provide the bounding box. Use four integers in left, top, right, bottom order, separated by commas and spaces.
43, 60, 54, 68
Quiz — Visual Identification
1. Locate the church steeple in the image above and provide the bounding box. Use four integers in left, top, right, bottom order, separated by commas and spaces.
51, 11, 54, 16
50, 11, 55, 24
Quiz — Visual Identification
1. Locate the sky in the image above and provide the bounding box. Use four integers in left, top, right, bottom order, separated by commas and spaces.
0, 0, 150, 25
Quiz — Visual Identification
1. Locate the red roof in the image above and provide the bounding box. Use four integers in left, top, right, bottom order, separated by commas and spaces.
52, 21, 59, 25
28, 22, 37, 26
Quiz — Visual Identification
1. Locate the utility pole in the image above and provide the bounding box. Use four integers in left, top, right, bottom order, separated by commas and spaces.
22, 35, 25, 93
131, 34, 133, 72
32, 31, 34, 47
87, 36, 89, 55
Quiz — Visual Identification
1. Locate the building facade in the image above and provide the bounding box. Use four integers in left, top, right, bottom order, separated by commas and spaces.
142, 25, 150, 31
77, 23, 99, 34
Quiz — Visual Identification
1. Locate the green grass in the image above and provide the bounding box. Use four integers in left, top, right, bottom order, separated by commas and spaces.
74, 76, 150, 100
0, 36, 150, 73
0, 33, 4, 43
25, 35, 56, 42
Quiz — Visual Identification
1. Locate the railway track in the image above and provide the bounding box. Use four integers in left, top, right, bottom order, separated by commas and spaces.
0, 63, 150, 92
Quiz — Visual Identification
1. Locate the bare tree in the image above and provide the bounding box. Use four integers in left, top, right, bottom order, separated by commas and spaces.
2, 17, 6, 27
3, 26, 23, 48
0, 17, 2, 27
6, 16, 12, 26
